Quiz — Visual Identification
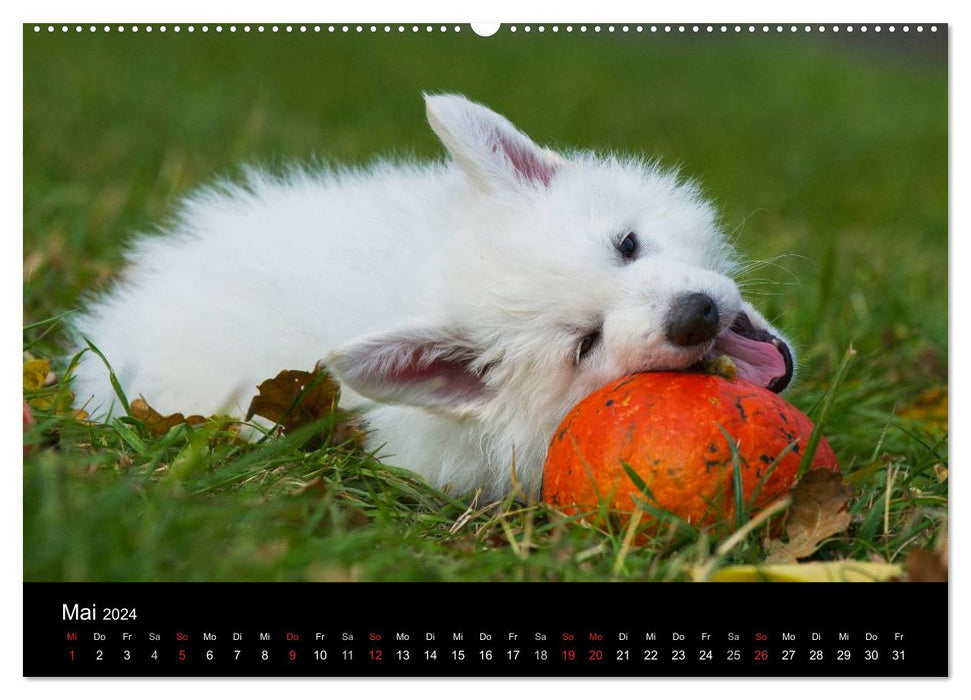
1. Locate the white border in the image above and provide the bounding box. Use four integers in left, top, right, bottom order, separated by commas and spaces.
6, 0, 963, 698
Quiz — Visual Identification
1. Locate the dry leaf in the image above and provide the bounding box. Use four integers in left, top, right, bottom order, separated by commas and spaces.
24, 358, 88, 421
246, 363, 339, 430
246, 363, 365, 449
764, 469, 853, 564
897, 386, 947, 434
23, 358, 51, 391
905, 548, 947, 582
296, 476, 330, 496
130, 397, 207, 436
698, 561, 902, 582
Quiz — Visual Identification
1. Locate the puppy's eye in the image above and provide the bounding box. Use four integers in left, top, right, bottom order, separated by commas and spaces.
617, 231, 638, 260
575, 332, 600, 364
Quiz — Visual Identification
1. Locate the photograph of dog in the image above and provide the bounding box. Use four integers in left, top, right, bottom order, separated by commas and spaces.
24, 26, 946, 582
69, 93, 795, 500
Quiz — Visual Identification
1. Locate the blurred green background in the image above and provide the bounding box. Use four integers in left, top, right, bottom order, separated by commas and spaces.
23, 27, 947, 581
24, 27, 947, 373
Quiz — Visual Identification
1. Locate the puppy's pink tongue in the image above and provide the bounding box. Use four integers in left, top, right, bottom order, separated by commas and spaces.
713, 329, 787, 388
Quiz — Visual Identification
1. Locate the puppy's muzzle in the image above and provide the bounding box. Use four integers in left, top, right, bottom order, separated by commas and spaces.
665, 292, 720, 347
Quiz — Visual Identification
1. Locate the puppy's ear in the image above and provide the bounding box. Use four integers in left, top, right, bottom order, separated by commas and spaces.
326, 326, 493, 417
425, 93, 563, 191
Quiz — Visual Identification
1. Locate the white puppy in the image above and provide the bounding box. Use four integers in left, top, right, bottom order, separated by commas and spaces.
71, 94, 794, 500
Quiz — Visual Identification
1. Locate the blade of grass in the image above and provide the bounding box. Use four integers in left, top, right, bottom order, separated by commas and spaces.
716, 424, 746, 528
83, 337, 132, 416
23, 308, 79, 332
797, 343, 856, 479
748, 438, 798, 506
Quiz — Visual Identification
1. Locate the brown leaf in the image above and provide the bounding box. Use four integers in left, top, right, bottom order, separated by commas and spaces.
246, 364, 365, 450
246, 363, 340, 431
130, 397, 206, 436
906, 548, 948, 582
296, 476, 329, 496
765, 469, 854, 564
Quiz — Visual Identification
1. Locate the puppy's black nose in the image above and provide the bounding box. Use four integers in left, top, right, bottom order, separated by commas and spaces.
666, 293, 720, 346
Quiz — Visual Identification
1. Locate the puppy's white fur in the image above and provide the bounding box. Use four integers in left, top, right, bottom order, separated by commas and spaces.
71, 94, 790, 500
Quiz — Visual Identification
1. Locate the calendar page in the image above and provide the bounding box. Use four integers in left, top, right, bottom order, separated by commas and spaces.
22, 20, 948, 678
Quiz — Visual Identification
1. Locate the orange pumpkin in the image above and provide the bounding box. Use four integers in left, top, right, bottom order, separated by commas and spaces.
542, 372, 839, 525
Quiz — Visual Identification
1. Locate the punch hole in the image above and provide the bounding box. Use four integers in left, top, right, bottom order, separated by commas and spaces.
470, 22, 501, 36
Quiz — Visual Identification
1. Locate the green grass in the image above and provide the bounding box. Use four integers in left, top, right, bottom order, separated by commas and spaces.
23, 27, 947, 581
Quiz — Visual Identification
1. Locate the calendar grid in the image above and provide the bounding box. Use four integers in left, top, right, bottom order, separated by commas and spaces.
24, 582, 947, 677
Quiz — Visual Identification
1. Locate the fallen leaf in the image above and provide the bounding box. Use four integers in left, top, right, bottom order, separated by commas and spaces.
697, 561, 902, 582
246, 363, 339, 430
764, 469, 853, 564
905, 548, 947, 582
130, 397, 207, 436
897, 386, 948, 435
296, 476, 330, 496
23, 358, 50, 391
246, 363, 365, 449
24, 358, 89, 422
